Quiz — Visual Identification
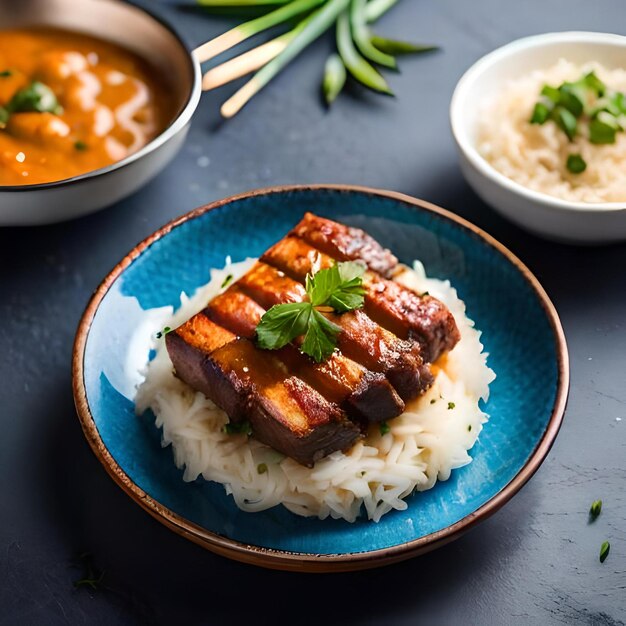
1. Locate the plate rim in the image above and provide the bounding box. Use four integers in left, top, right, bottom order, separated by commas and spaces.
72, 184, 570, 573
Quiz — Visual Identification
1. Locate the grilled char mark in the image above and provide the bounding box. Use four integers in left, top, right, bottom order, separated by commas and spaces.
290, 212, 399, 278
237, 262, 432, 401
262, 236, 460, 363
166, 313, 360, 467
209, 286, 405, 423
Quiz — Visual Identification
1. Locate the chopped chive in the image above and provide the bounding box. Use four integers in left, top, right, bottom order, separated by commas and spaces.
589, 499, 602, 520
74, 140, 88, 151
257, 463, 268, 474
379, 421, 390, 435
566, 154, 586, 174
221, 274, 234, 288
599, 540, 610, 563
0, 70, 12, 78
430, 398, 436, 404
467, 425, 472, 432
156, 326, 171, 339
589, 112, 619, 144
552, 106, 577, 141
530, 102, 551, 124
447, 402, 455, 410
540, 84, 560, 104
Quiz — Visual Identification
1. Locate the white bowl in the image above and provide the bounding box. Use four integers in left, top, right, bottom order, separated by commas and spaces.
450, 31, 626, 244
0, 0, 201, 226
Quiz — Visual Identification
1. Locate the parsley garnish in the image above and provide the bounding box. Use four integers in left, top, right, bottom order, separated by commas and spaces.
221, 274, 234, 288
0, 70, 12, 78
257, 463, 268, 474
256, 261, 366, 363
599, 540, 610, 563
379, 421, 390, 435
448, 402, 455, 410
156, 326, 171, 339
7, 81, 62, 115
74, 140, 88, 151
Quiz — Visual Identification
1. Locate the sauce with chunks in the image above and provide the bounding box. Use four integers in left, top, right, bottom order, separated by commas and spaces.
0, 28, 172, 186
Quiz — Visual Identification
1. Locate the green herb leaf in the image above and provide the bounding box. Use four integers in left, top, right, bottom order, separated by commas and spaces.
558, 83, 585, 117
566, 153, 587, 174
379, 421, 390, 435
256, 261, 364, 362
256, 302, 311, 351
530, 101, 551, 124
589, 499, 602, 520
0, 69, 12, 78
74, 140, 88, 151
447, 401, 455, 410
467, 425, 472, 431
599, 540, 610, 563
430, 398, 436, 404
0, 107, 8, 128
589, 112, 619, 144
540, 84, 560, 104
582, 71, 605, 97
257, 463, 268, 474
301, 308, 341, 362
224, 420, 252, 436
552, 105, 577, 141
7, 81, 62, 115
221, 273, 234, 288
156, 326, 171, 339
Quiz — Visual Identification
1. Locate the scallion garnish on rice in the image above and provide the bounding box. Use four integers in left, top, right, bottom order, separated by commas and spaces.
530, 70, 626, 173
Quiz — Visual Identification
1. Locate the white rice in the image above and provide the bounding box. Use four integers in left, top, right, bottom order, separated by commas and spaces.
135, 259, 495, 523
477, 59, 626, 203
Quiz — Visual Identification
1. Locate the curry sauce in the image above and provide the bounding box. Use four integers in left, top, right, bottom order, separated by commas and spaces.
0, 28, 172, 186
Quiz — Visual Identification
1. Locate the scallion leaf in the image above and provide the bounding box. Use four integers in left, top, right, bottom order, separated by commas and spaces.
589, 499, 602, 519
530, 101, 551, 125
599, 540, 610, 563
322, 53, 347, 105
566, 153, 586, 174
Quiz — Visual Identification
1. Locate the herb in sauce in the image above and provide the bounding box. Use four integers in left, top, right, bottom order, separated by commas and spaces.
74, 140, 88, 151
221, 274, 234, 289
448, 402, 455, 410
379, 421, 391, 436
0, 70, 12, 78
257, 463, 268, 474
7, 81, 62, 115
256, 261, 366, 362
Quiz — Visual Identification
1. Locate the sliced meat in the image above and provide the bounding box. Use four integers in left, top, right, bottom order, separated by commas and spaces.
234, 262, 432, 401
325, 309, 433, 401
290, 212, 398, 278
167, 313, 360, 467
208, 287, 406, 423
262, 236, 459, 363
363, 274, 460, 363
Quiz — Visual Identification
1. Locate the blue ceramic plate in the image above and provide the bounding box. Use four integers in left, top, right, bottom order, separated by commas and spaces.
73, 185, 569, 572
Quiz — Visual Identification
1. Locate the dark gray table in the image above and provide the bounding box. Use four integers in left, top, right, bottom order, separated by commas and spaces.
1, 1, 624, 624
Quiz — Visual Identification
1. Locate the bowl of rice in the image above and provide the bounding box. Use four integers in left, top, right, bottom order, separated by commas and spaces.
451, 32, 626, 244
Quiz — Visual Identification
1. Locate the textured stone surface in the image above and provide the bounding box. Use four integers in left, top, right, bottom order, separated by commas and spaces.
0, 0, 624, 624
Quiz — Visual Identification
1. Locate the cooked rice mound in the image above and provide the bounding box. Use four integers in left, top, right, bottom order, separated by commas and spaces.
477, 59, 626, 203
135, 259, 495, 523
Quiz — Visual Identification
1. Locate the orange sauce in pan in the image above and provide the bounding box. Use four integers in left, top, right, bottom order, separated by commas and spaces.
0, 28, 173, 186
